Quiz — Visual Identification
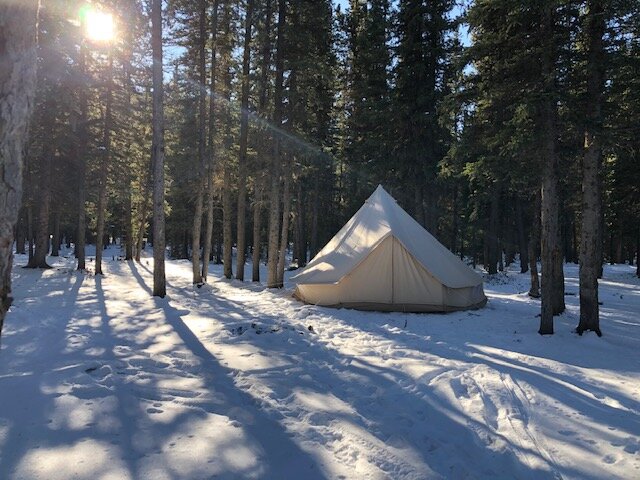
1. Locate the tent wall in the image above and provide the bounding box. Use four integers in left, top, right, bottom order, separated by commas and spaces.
294, 236, 486, 312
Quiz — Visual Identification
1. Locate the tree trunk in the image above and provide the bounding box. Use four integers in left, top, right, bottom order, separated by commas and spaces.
134, 197, 148, 263
221, 1, 234, 280
450, 184, 459, 253
294, 178, 306, 267
151, 0, 166, 297
516, 198, 529, 273
235, 0, 254, 281
309, 175, 319, 259
125, 191, 133, 260
552, 208, 565, 315
27, 206, 34, 262
276, 155, 292, 287
577, 0, 605, 336
51, 211, 60, 256
0, 0, 39, 335
15, 209, 26, 255
28, 124, 54, 269
636, 227, 640, 278
487, 186, 500, 275
75, 42, 88, 270
191, 0, 208, 285
266, 0, 287, 288
528, 191, 541, 298
95, 52, 113, 276
201, 172, 214, 281
251, 0, 271, 283
201, 0, 219, 283
222, 158, 233, 279
252, 179, 263, 282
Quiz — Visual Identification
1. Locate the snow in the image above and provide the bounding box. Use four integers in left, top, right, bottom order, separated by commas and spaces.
1, 246, 639, 479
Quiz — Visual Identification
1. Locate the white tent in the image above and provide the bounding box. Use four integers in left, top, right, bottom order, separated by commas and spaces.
292, 185, 487, 312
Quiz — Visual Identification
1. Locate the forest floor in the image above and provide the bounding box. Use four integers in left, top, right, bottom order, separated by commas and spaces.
1, 246, 639, 480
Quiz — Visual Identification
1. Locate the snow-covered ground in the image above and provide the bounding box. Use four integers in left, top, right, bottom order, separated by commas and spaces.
1, 247, 639, 479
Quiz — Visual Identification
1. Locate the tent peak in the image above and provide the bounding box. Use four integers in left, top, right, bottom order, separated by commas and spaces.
368, 184, 396, 204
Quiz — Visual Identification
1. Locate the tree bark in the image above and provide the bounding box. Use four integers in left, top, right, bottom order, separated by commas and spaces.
636, 227, 640, 278
276, 155, 292, 287
252, 178, 263, 282
95, 52, 114, 276
0, 0, 39, 335
222, 157, 233, 279
487, 185, 500, 275
577, 0, 605, 336
201, 0, 220, 283
15, 209, 26, 255
528, 191, 541, 298
75, 42, 88, 270
235, 0, 254, 281
221, 1, 234, 280
51, 211, 60, 256
266, 0, 287, 288
309, 175, 319, 259
539, 1, 561, 335
28, 131, 54, 269
191, 0, 208, 285
516, 197, 529, 273
251, 0, 272, 283
294, 178, 306, 267
450, 184, 459, 253
151, 0, 166, 297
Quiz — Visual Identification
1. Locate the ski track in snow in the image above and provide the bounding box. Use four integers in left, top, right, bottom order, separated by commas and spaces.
0, 246, 639, 479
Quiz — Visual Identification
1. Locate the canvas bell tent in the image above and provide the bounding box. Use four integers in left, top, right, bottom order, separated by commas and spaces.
292, 185, 487, 312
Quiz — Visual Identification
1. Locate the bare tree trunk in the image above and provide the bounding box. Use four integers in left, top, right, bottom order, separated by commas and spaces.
252, 178, 263, 282
123, 52, 134, 262
577, 0, 605, 336
125, 191, 133, 260
251, 0, 271, 284
309, 175, 319, 259
134, 196, 148, 263
75, 42, 88, 270
191, 0, 208, 285
201, 0, 219, 283
450, 185, 459, 253
267, 0, 287, 288
151, 0, 166, 297
487, 186, 500, 275
51, 211, 60, 256
27, 206, 34, 262
276, 155, 292, 287
293, 178, 306, 267
95, 52, 113, 276
0, 0, 39, 335
221, 1, 233, 280
201, 172, 214, 281
235, 0, 255, 281
528, 191, 541, 298
15, 209, 26, 255
222, 158, 233, 279
636, 227, 640, 278
516, 197, 529, 273
538, 1, 563, 335
28, 120, 54, 269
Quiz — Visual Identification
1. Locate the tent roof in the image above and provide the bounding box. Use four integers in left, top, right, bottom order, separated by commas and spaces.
291, 185, 483, 289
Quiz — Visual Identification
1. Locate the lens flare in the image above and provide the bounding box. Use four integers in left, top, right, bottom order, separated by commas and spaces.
80, 6, 114, 42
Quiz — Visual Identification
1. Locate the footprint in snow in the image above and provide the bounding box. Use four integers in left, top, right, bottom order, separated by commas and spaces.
146, 408, 163, 414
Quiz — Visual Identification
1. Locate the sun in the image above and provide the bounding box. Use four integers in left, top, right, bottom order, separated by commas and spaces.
80, 6, 114, 43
